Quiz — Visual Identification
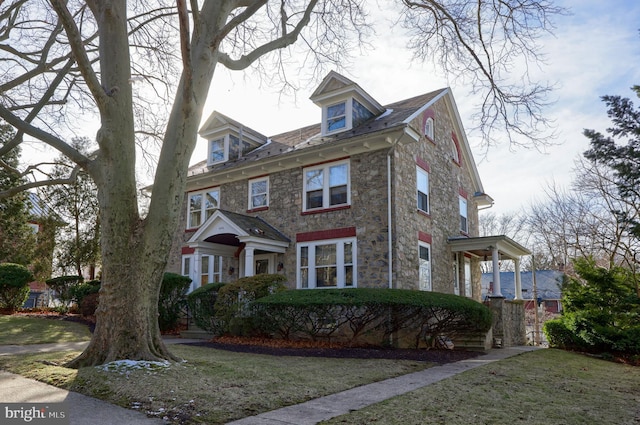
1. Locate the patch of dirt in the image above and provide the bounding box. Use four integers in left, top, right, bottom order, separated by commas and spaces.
183, 336, 484, 363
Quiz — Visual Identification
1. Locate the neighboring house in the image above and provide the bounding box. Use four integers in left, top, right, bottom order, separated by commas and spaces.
167, 71, 530, 301
481, 270, 564, 313
23, 192, 58, 307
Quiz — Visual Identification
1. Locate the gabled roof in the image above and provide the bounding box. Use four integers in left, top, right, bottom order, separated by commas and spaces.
309, 71, 386, 115
188, 75, 486, 196
187, 209, 290, 246
199, 111, 269, 142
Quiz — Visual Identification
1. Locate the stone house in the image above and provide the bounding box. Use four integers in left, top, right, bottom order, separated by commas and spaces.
167, 71, 529, 305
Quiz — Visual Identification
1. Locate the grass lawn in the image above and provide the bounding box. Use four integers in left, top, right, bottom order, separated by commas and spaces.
0, 345, 429, 424
321, 349, 640, 425
0, 315, 92, 345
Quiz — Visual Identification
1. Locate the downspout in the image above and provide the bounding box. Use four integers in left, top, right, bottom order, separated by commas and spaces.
386, 132, 408, 289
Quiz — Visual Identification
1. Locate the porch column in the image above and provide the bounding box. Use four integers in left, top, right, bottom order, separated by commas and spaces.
245, 246, 255, 277
514, 258, 523, 300
491, 246, 503, 297
193, 250, 201, 292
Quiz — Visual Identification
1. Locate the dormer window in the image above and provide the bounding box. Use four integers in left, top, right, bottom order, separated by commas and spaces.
199, 112, 269, 167
209, 138, 226, 164
327, 102, 346, 131
311, 71, 386, 136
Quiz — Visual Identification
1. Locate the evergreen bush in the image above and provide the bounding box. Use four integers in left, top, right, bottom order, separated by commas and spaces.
0, 263, 33, 313
253, 288, 492, 348
158, 273, 192, 332
186, 282, 226, 334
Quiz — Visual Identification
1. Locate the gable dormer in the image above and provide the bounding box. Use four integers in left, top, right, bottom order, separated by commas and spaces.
198, 112, 268, 166
310, 71, 386, 136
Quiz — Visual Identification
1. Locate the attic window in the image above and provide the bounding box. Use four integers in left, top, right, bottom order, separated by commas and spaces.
327, 102, 346, 131
424, 117, 434, 140
209, 138, 225, 164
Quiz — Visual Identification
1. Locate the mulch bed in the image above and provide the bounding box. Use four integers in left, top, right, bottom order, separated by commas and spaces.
183, 336, 484, 363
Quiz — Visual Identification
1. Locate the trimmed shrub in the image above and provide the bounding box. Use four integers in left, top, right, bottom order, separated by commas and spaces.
159, 273, 192, 332
0, 263, 33, 313
186, 282, 226, 334
253, 288, 492, 348
79, 292, 99, 317
215, 274, 287, 336
69, 280, 101, 317
543, 318, 585, 349
46, 275, 84, 309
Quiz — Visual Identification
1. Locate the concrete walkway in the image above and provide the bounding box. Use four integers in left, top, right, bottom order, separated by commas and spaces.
0, 340, 540, 425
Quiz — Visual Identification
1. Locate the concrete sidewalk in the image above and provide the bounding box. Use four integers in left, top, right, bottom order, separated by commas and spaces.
0, 339, 540, 425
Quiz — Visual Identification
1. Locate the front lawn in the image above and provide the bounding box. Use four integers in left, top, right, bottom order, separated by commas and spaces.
0, 315, 92, 345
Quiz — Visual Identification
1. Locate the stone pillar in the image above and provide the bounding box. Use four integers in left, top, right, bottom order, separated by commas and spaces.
514, 258, 523, 300
245, 246, 255, 277
492, 246, 502, 297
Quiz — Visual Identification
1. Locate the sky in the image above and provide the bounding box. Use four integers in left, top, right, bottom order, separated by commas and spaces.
194, 0, 640, 216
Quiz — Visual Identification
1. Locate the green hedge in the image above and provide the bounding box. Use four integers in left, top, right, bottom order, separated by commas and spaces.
186, 282, 227, 334
0, 263, 33, 313
159, 273, 192, 331
215, 274, 287, 336
253, 288, 492, 348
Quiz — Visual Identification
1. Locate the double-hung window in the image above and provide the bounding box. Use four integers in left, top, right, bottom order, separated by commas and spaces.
248, 177, 269, 210
417, 167, 429, 214
326, 102, 346, 132
459, 196, 468, 233
418, 242, 432, 291
188, 188, 220, 228
298, 238, 356, 289
209, 138, 226, 164
200, 255, 222, 286
303, 160, 350, 211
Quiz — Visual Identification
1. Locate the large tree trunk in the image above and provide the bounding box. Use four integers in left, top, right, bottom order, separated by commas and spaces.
66, 0, 218, 368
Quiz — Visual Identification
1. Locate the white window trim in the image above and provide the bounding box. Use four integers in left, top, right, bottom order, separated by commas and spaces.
297, 237, 357, 289
208, 137, 228, 165
459, 196, 468, 233
418, 241, 432, 291
323, 101, 349, 135
187, 188, 220, 229
200, 254, 222, 286
424, 117, 434, 140
417, 166, 429, 214
303, 159, 351, 212
248, 176, 269, 210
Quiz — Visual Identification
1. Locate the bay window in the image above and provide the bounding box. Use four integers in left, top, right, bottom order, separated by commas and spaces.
298, 238, 356, 289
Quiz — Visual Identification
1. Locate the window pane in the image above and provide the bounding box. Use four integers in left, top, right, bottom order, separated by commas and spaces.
300, 247, 308, 267
418, 192, 428, 212
316, 266, 337, 287
182, 257, 190, 276
330, 185, 347, 206
419, 245, 431, 291
251, 180, 267, 195
210, 139, 224, 162
327, 103, 345, 118
344, 242, 353, 264
252, 194, 267, 208
205, 191, 219, 209
306, 169, 323, 190
316, 244, 336, 266
189, 194, 202, 227
307, 189, 323, 209
344, 266, 353, 287
329, 164, 347, 186
300, 268, 309, 289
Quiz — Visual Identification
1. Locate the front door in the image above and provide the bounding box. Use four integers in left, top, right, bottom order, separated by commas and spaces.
254, 254, 275, 275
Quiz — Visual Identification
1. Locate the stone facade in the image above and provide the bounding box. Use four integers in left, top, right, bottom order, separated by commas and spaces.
167, 73, 490, 302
